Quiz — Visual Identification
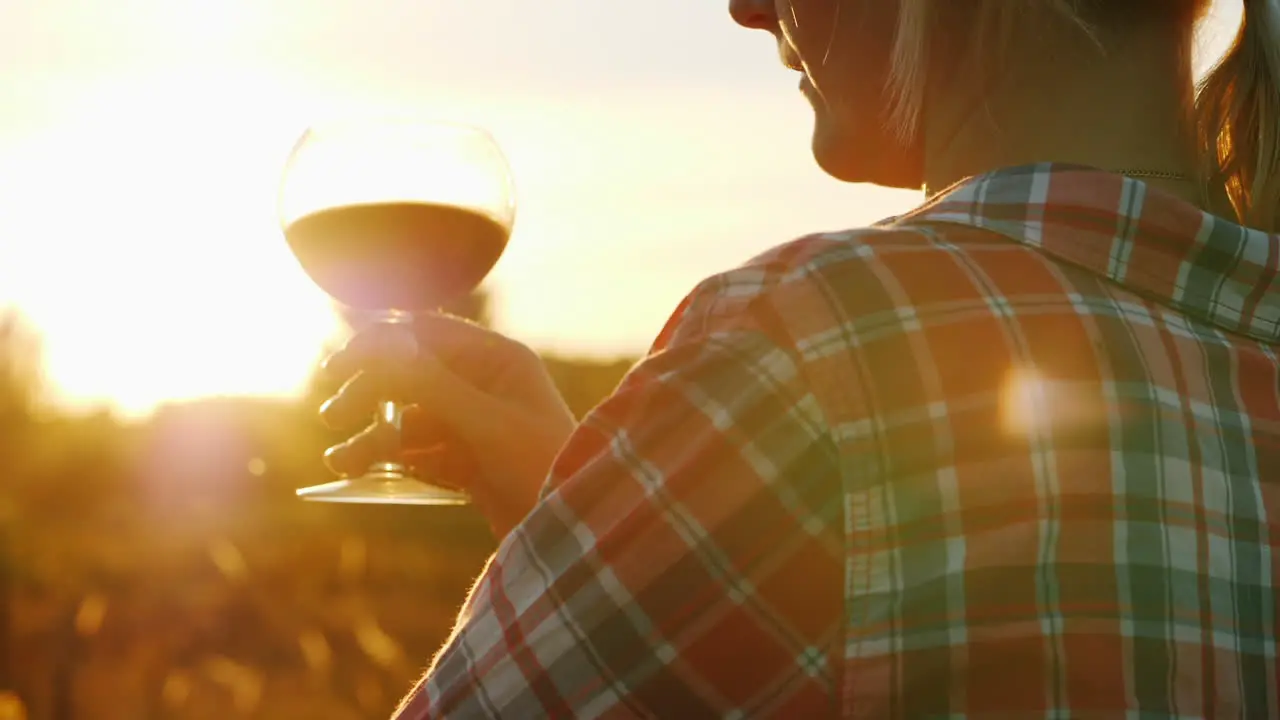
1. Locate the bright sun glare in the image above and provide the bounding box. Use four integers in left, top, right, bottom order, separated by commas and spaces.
0, 72, 344, 419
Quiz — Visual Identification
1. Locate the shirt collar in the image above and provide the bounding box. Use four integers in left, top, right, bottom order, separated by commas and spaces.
889, 162, 1280, 344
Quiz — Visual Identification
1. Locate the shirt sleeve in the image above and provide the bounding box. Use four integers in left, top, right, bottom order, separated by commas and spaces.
393, 273, 844, 719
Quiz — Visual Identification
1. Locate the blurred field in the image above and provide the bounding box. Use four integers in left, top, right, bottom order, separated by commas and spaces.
0, 297, 637, 719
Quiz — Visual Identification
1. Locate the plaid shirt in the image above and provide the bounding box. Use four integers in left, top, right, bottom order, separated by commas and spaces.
395, 164, 1279, 719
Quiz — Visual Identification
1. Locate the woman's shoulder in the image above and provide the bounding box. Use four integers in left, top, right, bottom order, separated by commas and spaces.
651, 222, 986, 351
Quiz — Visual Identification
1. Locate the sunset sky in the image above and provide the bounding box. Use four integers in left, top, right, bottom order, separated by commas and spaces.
0, 0, 1243, 417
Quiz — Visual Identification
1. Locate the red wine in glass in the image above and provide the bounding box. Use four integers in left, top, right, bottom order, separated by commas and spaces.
285, 202, 508, 312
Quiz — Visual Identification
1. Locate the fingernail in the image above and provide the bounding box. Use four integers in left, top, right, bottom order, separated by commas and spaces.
318, 401, 340, 429
322, 444, 344, 473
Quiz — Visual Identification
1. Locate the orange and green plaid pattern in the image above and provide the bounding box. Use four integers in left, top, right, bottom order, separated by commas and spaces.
395, 164, 1279, 719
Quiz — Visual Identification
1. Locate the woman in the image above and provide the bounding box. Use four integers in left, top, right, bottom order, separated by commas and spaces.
323, 1, 1280, 717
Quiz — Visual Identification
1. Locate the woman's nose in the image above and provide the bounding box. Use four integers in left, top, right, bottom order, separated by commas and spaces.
729, 0, 776, 30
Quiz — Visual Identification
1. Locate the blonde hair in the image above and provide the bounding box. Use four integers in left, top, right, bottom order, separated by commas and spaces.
885, 0, 1280, 233
1198, 0, 1280, 231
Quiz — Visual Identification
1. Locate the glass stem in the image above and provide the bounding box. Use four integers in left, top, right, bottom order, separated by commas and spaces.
378, 399, 404, 435
370, 310, 416, 476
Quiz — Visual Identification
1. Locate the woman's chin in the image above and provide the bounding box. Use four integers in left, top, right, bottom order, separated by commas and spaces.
810, 117, 863, 183
809, 114, 924, 190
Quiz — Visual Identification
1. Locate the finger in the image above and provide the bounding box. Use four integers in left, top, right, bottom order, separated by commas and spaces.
319, 371, 397, 431
401, 405, 451, 447
318, 353, 486, 431
403, 444, 473, 493
322, 323, 420, 381
320, 372, 370, 430
401, 410, 484, 488
323, 422, 383, 477
414, 313, 508, 361
328, 352, 509, 438
401, 354, 515, 444
324, 422, 472, 492
322, 313, 508, 382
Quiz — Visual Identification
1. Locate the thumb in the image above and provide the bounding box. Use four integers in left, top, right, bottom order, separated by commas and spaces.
411, 354, 514, 445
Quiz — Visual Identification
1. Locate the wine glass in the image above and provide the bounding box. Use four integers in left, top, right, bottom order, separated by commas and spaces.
278, 120, 515, 504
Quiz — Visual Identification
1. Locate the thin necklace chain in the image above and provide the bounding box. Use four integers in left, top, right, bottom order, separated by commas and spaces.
1110, 169, 1192, 181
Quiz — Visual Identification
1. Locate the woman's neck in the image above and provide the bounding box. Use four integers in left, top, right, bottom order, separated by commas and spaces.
921, 26, 1203, 205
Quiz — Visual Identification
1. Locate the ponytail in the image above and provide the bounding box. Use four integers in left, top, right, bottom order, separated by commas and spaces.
1196, 0, 1280, 232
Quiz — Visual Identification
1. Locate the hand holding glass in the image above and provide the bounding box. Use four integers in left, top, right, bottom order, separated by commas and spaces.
278, 121, 516, 504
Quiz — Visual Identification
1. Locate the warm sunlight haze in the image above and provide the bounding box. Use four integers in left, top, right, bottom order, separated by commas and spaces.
0, 0, 1243, 418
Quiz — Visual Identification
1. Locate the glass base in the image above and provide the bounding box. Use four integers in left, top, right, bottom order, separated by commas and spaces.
296, 462, 469, 505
